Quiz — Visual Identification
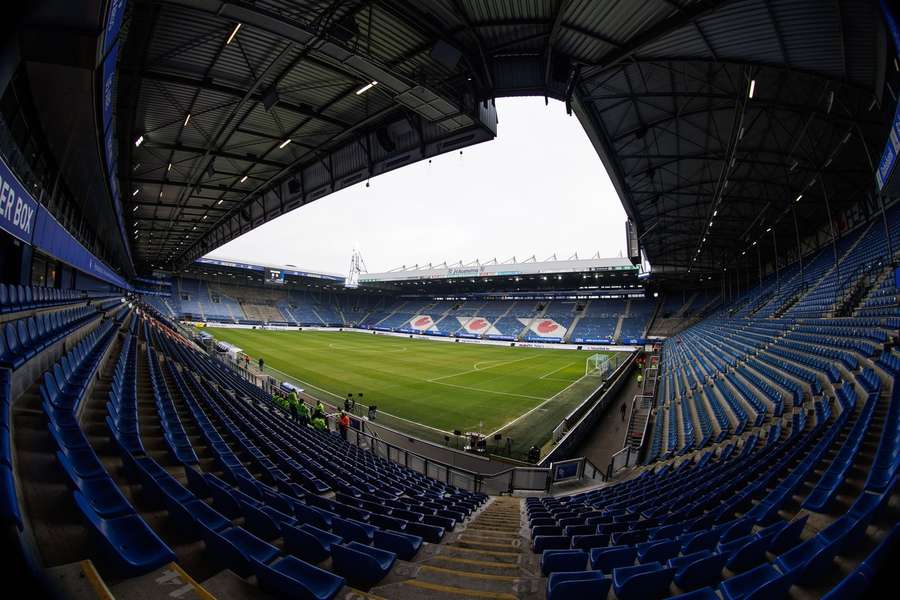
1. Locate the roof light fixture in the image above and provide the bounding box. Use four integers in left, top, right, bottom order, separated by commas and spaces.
278, 139, 291, 149
226, 23, 242, 45
135, 135, 144, 147
240, 175, 248, 183
355, 81, 378, 95
132, 189, 140, 196
795, 194, 803, 203
184, 113, 191, 126
748, 79, 756, 98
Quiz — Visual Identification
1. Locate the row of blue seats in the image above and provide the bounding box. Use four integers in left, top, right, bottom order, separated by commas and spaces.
0, 368, 15, 527
53, 329, 177, 576
145, 337, 197, 465
546, 517, 896, 600
0, 283, 85, 314
151, 320, 485, 514
532, 382, 896, 599
180, 360, 466, 537
142, 323, 423, 593
0, 307, 99, 369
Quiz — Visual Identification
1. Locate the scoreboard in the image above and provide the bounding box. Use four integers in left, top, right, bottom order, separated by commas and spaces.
265, 268, 285, 285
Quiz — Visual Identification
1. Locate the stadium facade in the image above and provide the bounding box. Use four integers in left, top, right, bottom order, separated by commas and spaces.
0, 2, 897, 599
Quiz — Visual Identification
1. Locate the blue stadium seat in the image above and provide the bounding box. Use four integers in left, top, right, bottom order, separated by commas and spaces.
252, 555, 345, 600
611, 561, 675, 600
546, 570, 610, 600
541, 549, 588, 575
669, 550, 726, 591
590, 545, 637, 571
73, 491, 175, 576
719, 562, 789, 600
283, 523, 342, 564
200, 526, 279, 578
331, 542, 396, 588
373, 529, 422, 561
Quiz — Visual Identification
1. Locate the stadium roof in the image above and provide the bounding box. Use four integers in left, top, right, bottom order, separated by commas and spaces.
194, 256, 344, 281
115, 0, 893, 281
361, 255, 636, 283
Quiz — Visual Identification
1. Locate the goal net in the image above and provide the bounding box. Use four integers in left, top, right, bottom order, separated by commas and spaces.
585, 353, 612, 379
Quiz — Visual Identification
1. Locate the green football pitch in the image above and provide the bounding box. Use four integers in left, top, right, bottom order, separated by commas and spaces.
205, 328, 618, 451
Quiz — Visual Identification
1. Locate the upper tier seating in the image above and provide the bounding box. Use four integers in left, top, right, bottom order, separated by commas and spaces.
0, 284, 88, 315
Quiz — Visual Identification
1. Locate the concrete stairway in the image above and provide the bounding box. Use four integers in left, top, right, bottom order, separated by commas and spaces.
372, 496, 544, 600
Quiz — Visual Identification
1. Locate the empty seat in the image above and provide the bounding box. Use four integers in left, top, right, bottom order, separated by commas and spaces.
284, 524, 342, 564
331, 542, 396, 588
541, 549, 588, 575
253, 555, 345, 600
720, 562, 790, 600
546, 570, 610, 600
373, 529, 422, 560
590, 545, 637, 571
612, 561, 675, 600
669, 550, 726, 591
201, 526, 279, 578
74, 491, 175, 577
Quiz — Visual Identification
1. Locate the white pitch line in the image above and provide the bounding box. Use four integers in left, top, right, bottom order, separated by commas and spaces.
428, 380, 548, 401
328, 342, 408, 354
263, 365, 345, 400
487, 372, 590, 437
539, 362, 576, 380
428, 353, 541, 382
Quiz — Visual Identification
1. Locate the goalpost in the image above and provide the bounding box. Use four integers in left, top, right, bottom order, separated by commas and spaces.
585, 353, 612, 379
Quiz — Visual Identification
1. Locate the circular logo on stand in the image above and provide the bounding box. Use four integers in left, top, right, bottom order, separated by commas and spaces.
537, 320, 559, 334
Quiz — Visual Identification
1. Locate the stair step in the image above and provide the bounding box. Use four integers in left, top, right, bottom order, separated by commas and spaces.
452, 538, 524, 551
437, 545, 522, 562
379, 579, 518, 600
460, 529, 520, 540
110, 562, 213, 600
427, 555, 522, 575
45, 560, 115, 600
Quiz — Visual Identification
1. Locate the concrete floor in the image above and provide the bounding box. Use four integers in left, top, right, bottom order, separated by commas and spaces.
569, 371, 644, 472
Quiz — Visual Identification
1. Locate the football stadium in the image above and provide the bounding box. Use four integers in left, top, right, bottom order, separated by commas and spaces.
1, 1, 899, 599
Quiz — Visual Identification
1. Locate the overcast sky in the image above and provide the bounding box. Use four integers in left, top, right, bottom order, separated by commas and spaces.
206, 97, 627, 276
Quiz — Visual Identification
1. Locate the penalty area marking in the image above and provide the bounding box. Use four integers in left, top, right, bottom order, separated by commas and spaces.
429, 354, 542, 382
428, 380, 548, 401
487, 371, 593, 438
328, 343, 407, 353
538, 362, 576, 380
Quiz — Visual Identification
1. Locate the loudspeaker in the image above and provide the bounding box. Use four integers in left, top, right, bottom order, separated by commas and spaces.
262, 86, 279, 111
431, 40, 462, 69
287, 178, 301, 194
550, 53, 571, 83
329, 14, 358, 43
375, 127, 396, 152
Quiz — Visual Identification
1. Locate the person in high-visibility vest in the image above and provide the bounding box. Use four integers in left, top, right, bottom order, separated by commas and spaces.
637, 373, 644, 385
313, 400, 326, 420
288, 389, 299, 420
297, 401, 310, 427
311, 416, 328, 431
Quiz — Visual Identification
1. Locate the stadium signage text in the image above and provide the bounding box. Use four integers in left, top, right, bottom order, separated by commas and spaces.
0, 157, 38, 243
